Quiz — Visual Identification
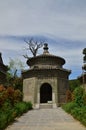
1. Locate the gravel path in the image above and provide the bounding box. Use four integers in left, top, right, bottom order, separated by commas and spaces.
6, 108, 86, 130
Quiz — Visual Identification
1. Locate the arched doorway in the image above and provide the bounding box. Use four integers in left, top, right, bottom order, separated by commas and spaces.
40, 83, 52, 103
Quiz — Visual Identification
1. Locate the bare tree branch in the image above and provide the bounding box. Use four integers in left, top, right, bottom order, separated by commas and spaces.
22, 54, 30, 59
23, 38, 44, 58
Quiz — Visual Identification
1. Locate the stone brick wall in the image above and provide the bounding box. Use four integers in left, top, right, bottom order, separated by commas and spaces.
58, 78, 69, 105
23, 77, 36, 105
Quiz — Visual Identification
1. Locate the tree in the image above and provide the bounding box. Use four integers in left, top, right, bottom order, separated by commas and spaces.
69, 79, 80, 92
23, 38, 43, 58
8, 58, 25, 77
6, 58, 24, 90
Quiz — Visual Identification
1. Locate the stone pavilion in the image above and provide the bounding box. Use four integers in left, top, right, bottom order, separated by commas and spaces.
22, 44, 71, 108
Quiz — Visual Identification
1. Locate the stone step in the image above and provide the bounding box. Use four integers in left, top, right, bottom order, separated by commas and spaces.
40, 103, 52, 109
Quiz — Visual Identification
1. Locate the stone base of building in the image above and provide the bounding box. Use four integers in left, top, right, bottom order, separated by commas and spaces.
34, 103, 57, 109
23, 77, 69, 108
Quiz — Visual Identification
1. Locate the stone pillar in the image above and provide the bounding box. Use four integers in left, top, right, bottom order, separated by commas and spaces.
52, 92, 57, 108
35, 92, 40, 109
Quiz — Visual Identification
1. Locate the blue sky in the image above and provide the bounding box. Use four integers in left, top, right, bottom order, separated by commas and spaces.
0, 0, 86, 79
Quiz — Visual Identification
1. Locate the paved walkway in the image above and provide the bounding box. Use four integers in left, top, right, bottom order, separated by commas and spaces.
6, 108, 86, 130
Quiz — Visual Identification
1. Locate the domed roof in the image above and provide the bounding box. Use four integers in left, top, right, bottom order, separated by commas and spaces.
27, 43, 65, 67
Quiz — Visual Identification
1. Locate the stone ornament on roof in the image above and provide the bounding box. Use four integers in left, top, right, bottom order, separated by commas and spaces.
43, 43, 49, 54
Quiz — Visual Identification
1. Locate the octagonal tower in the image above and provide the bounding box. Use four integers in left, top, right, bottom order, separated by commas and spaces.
22, 44, 71, 108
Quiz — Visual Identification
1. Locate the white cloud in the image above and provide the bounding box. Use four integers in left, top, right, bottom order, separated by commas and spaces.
0, 35, 85, 79
0, 0, 86, 79
0, 0, 86, 40
0, 39, 22, 51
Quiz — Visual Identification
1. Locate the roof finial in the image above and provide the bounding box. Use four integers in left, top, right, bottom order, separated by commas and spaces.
43, 43, 49, 54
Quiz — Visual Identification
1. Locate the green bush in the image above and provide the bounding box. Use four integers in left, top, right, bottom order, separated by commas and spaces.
83, 93, 86, 105
0, 107, 15, 130
62, 102, 78, 113
71, 107, 86, 126
26, 101, 33, 110
69, 79, 80, 92
62, 86, 86, 126
73, 87, 85, 107
63, 103, 86, 126
0, 112, 7, 130
0, 101, 32, 130
14, 102, 28, 116
0, 84, 32, 129
0, 109, 15, 130
14, 101, 32, 116
2, 100, 12, 110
